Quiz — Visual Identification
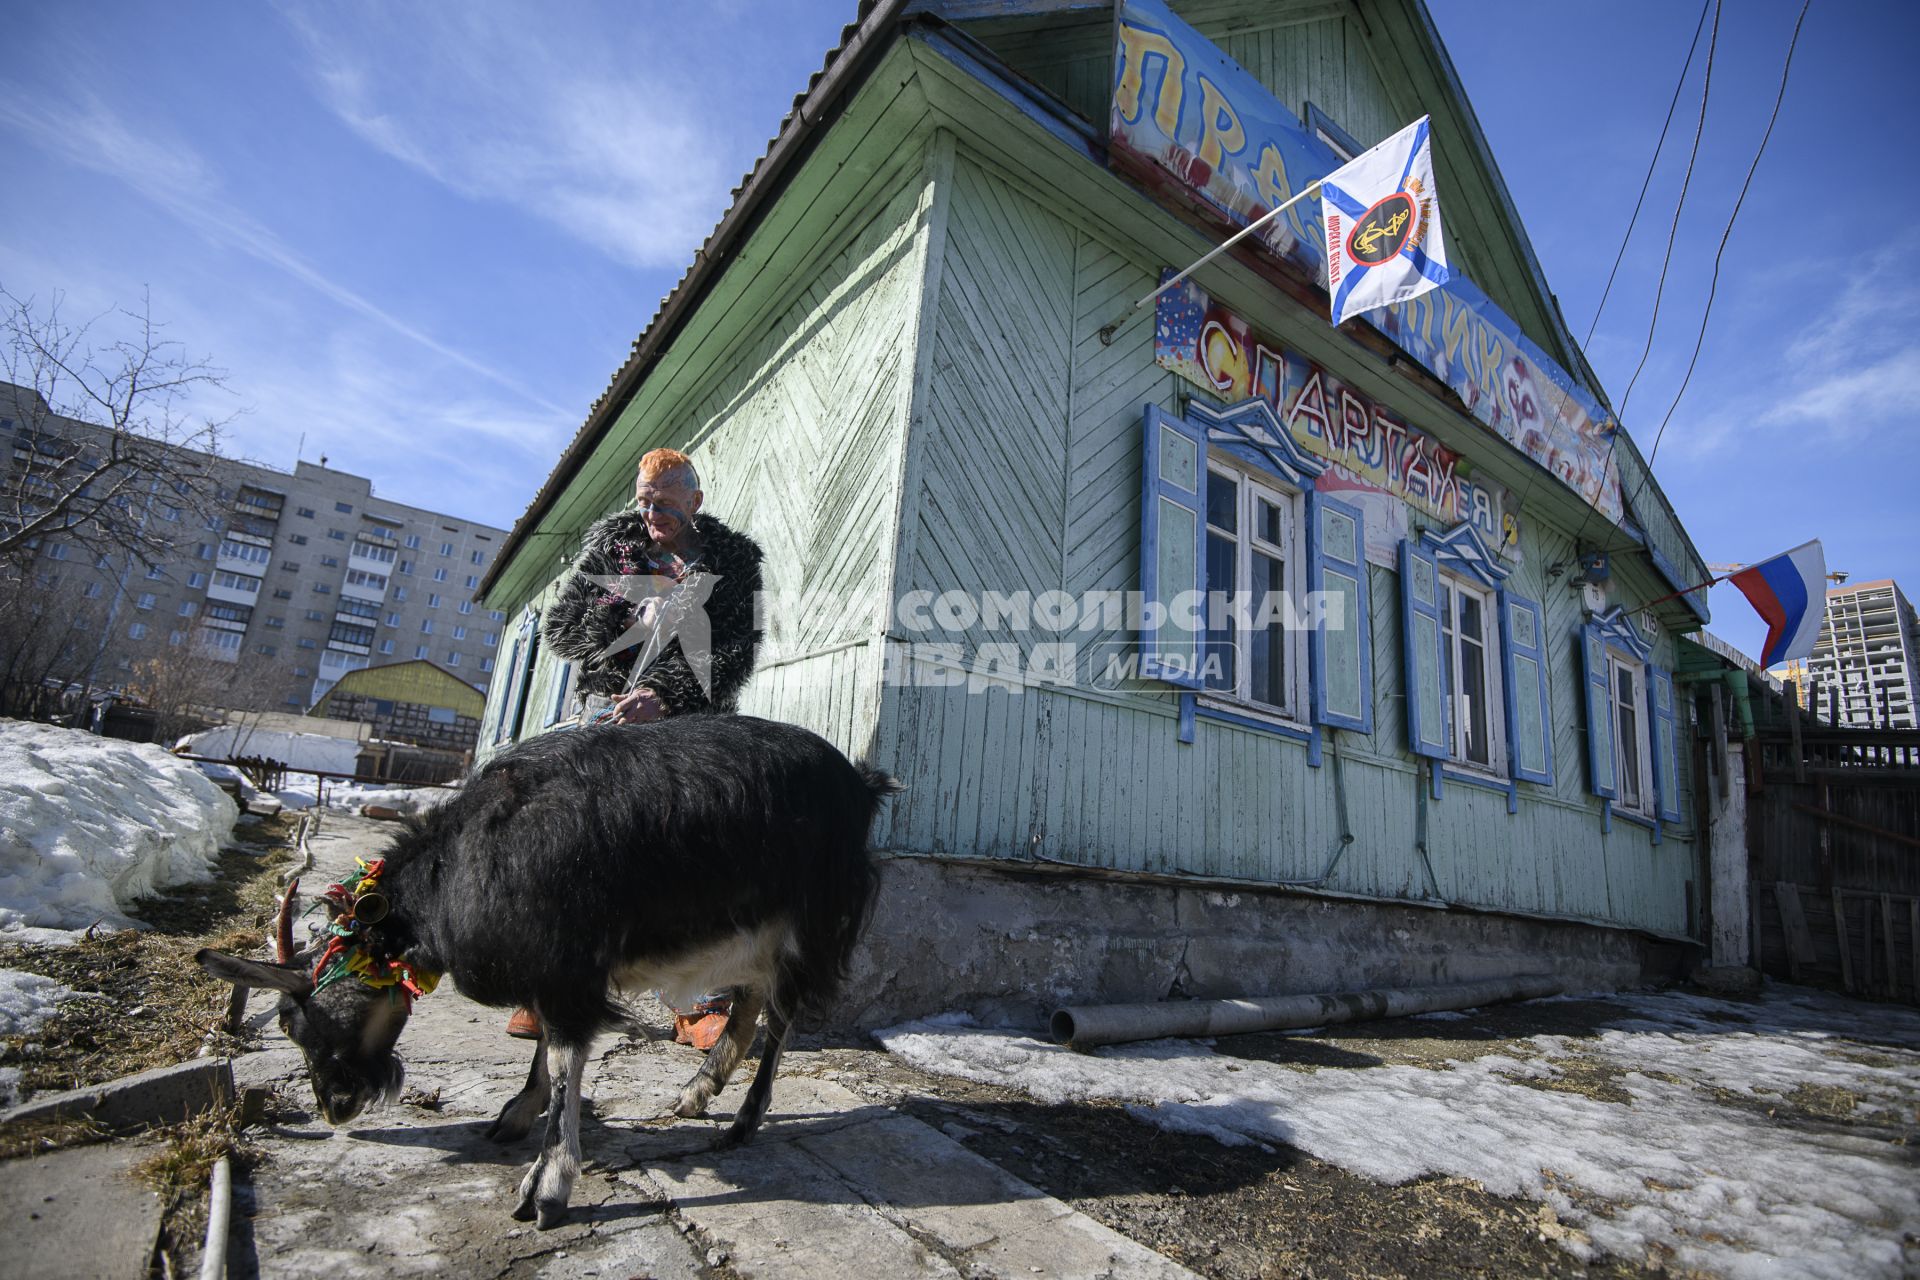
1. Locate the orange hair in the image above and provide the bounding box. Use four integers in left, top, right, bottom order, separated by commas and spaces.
637, 447, 699, 488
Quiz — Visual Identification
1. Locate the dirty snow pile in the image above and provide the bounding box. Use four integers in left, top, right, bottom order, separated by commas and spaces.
878, 988, 1920, 1279
0, 721, 239, 943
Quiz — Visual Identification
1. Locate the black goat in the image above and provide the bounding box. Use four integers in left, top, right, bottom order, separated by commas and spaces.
198, 716, 893, 1227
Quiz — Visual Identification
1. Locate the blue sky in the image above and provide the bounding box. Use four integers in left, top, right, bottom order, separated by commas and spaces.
3, 1, 1913, 663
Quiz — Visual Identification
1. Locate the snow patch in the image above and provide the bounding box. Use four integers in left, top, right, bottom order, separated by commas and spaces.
323, 781, 457, 816
878, 987, 1920, 1279
0, 968, 78, 1036
0, 722, 238, 942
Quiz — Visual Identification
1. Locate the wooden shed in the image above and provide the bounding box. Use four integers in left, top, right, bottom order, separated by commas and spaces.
477, 0, 1716, 1023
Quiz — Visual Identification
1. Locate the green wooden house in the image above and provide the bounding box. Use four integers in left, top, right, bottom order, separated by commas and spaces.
476, 0, 1715, 1023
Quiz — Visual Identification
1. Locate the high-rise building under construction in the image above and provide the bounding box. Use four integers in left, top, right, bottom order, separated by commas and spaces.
1799, 579, 1920, 729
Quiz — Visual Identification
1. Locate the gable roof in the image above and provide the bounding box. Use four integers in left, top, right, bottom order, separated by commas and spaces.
483, 0, 1697, 614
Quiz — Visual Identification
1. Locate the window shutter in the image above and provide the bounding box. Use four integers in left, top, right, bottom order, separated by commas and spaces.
1399, 537, 1448, 758
1498, 590, 1554, 786
1309, 490, 1372, 732
1139, 404, 1207, 689
1579, 624, 1617, 800
1649, 665, 1682, 823
544, 660, 576, 728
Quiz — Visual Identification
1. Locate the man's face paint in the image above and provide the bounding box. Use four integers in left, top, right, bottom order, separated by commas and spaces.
633, 475, 699, 544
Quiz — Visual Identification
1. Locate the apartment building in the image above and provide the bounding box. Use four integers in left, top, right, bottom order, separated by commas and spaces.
2, 381, 510, 711
1800, 579, 1920, 729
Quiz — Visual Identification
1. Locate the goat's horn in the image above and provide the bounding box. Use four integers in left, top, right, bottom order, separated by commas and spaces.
275, 877, 301, 964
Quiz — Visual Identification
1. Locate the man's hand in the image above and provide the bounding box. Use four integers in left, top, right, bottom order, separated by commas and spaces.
611, 687, 666, 724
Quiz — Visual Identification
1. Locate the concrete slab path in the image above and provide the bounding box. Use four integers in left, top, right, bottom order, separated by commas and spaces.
228, 814, 1193, 1279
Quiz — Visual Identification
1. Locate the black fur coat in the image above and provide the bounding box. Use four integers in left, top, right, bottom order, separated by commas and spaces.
541, 511, 764, 712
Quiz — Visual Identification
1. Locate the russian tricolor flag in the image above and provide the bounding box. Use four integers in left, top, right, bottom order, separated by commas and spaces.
1728, 540, 1828, 666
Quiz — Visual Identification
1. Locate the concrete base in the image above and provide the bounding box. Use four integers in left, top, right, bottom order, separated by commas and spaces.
1692, 964, 1763, 997
833, 856, 1696, 1029
0, 1058, 234, 1131
0, 1143, 164, 1280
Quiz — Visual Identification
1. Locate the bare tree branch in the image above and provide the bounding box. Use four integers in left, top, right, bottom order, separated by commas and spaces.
1, 286, 232, 576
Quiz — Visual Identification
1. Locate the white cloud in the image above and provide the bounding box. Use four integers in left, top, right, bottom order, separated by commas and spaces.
0, 83, 570, 422
282, 4, 745, 271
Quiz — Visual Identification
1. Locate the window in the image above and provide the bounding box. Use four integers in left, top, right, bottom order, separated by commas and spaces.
272, 588, 293, 600
447, 651, 462, 667
452, 625, 467, 640
481, 657, 495, 673
205, 602, 252, 625
414, 644, 430, 660
368, 525, 396, 540
1609, 654, 1650, 817
188, 571, 207, 588
1437, 575, 1502, 773
421, 619, 434, 634
282, 561, 302, 572
470, 550, 484, 566
170, 631, 186, 646
298, 638, 317, 649
344, 569, 388, 591
385, 612, 401, 626
306, 609, 326, 622
490, 610, 505, 622
257, 643, 277, 657
218, 538, 271, 566
1578, 609, 1679, 825
128, 622, 148, 640
320, 555, 340, 568
214, 571, 262, 592
379, 639, 395, 655
198, 543, 214, 560
162, 505, 182, 522
464, 575, 479, 590
335, 502, 353, 514
337, 596, 379, 619
404, 534, 421, 549
312, 583, 332, 595
297, 507, 316, 518
328, 529, 347, 541
289, 534, 309, 546
458, 600, 473, 615
1199, 462, 1303, 716
330, 622, 375, 647
136, 593, 156, 611
393, 586, 409, 602
397, 559, 412, 575
144, 564, 165, 579
432, 568, 448, 583
483, 631, 497, 647
1139, 401, 1375, 741
294, 666, 311, 677
202, 630, 242, 655
438, 542, 453, 556
428, 593, 441, 608
178, 601, 197, 617
266, 616, 285, 629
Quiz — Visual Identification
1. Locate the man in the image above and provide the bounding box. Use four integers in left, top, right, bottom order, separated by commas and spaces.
507, 447, 765, 1046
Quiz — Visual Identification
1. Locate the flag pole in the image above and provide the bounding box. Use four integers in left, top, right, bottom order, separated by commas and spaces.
1096, 180, 1323, 346
1638, 574, 1729, 611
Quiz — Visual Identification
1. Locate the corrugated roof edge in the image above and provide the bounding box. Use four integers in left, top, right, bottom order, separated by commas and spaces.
480, 0, 910, 601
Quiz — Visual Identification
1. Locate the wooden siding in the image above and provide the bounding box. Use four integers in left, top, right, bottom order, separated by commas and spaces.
478, 156, 942, 765
879, 147, 1692, 936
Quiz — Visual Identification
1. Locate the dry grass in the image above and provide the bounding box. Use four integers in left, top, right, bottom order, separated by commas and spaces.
0, 832, 293, 1100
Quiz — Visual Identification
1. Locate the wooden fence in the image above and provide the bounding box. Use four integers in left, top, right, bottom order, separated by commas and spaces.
1748, 712, 1920, 1003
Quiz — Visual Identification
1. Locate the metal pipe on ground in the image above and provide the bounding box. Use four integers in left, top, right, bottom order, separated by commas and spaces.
1051, 975, 1563, 1049
199, 1156, 231, 1280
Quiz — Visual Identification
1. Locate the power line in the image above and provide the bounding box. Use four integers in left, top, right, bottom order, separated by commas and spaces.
1637, 0, 1813, 481
1583, 0, 1714, 350
1568, 0, 1721, 559
1613, 0, 1721, 425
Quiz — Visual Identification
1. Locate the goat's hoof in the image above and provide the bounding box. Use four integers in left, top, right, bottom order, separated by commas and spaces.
511, 1194, 538, 1222
535, 1200, 570, 1231
672, 1089, 709, 1119
714, 1121, 754, 1151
